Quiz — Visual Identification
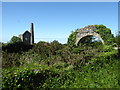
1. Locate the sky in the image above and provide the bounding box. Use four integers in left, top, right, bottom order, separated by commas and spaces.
2, 2, 118, 44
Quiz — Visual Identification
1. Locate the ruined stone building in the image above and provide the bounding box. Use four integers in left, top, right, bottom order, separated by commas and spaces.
19, 23, 34, 44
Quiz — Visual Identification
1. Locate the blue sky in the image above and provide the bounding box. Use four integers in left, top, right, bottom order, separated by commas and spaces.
2, 2, 118, 44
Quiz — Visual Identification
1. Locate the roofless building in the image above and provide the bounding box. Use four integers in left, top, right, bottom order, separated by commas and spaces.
19, 23, 34, 45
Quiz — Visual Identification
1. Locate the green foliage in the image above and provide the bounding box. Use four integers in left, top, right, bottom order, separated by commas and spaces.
2, 52, 21, 68
50, 40, 65, 55
67, 25, 115, 48
94, 25, 115, 45
2, 40, 66, 68
2, 49, 119, 88
2, 42, 33, 68
30, 40, 65, 59
67, 30, 78, 50
2, 27, 119, 88
2, 65, 55, 88
32, 41, 51, 58
103, 45, 114, 52
9, 36, 22, 44
2, 42, 33, 53
72, 47, 81, 54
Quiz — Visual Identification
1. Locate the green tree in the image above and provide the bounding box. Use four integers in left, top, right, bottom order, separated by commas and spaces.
94, 25, 115, 45
9, 36, 22, 44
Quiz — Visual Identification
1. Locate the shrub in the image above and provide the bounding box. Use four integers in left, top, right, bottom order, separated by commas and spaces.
9, 36, 22, 44
103, 45, 114, 52
67, 30, 78, 50
2, 51, 21, 68
2, 42, 33, 53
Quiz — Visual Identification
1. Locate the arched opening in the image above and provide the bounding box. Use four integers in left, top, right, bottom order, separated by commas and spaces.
77, 35, 103, 49
76, 31, 104, 46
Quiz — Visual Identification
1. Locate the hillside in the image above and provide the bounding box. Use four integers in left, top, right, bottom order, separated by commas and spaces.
2, 40, 119, 88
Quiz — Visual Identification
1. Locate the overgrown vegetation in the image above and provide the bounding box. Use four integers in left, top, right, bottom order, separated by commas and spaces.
2, 25, 120, 88
67, 25, 115, 50
94, 25, 115, 45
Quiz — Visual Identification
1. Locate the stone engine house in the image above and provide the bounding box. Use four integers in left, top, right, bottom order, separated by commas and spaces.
19, 23, 34, 45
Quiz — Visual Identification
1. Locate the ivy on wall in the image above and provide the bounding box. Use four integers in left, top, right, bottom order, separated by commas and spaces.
67, 25, 115, 49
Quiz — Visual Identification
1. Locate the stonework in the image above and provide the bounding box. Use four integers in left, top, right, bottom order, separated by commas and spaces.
30, 23, 34, 44
76, 25, 104, 45
19, 23, 34, 45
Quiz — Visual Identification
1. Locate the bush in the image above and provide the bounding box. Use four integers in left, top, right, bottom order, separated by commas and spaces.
2, 51, 21, 68
103, 45, 114, 52
2, 44, 119, 88
67, 30, 78, 50
3, 68, 47, 88
9, 36, 22, 44
50, 40, 65, 55
2, 64, 62, 88
2, 42, 33, 53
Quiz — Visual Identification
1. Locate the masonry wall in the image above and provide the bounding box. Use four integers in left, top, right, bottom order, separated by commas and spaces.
23, 32, 31, 44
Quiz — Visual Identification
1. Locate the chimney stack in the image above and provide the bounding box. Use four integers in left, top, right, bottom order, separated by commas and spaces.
30, 23, 34, 44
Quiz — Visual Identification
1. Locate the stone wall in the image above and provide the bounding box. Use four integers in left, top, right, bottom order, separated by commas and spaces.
76, 25, 104, 45
23, 31, 31, 45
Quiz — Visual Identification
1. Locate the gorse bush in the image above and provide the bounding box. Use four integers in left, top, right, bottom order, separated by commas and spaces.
2, 42, 33, 68
2, 40, 65, 68
2, 42, 33, 53
2, 66, 57, 88
2, 48, 119, 88
2, 52, 21, 68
